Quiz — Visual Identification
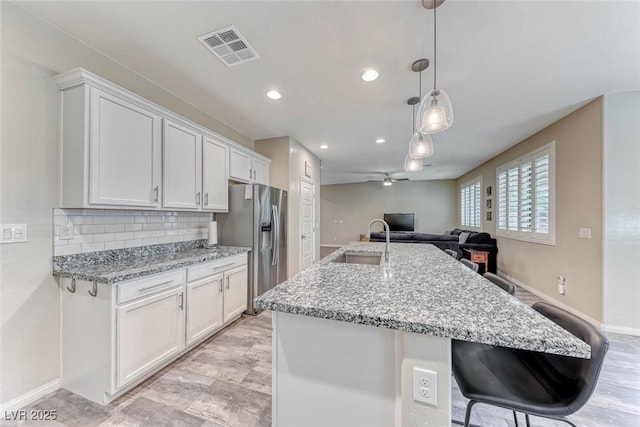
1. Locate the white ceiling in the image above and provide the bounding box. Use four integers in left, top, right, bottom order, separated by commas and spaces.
17, 0, 640, 185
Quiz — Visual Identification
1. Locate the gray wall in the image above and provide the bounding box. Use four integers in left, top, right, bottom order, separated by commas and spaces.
0, 2, 253, 406
457, 99, 603, 322
320, 180, 457, 245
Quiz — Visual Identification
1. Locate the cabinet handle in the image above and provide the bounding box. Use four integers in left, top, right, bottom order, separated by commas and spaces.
226, 276, 230, 290
196, 192, 201, 206
138, 280, 174, 293
88, 281, 98, 297
218, 278, 223, 293
254, 170, 256, 180
249, 168, 252, 180
153, 186, 159, 203
67, 278, 76, 293
204, 193, 209, 206
179, 292, 184, 310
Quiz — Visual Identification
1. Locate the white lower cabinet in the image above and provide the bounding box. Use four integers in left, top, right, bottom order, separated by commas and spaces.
224, 265, 249, 322
59, 253, 248, 405
186, 273, 224, 346
116, 286, 185, 388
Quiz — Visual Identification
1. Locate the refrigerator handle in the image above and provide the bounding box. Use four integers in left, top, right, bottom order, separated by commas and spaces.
272, 204, 279, 266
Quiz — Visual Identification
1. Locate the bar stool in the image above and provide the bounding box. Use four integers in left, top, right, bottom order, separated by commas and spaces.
483, 272, 516, 295
452, 302, 609, 427
460, 258, 479, 272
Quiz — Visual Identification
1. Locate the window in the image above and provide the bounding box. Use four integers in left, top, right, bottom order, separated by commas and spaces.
460, 176, 482, 229
496, 141, 555, 245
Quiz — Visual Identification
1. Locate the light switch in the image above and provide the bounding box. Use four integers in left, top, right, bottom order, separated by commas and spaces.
0, 224, 27, 244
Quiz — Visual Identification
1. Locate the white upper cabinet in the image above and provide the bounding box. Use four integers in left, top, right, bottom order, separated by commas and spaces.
163, 120, 202, 210
202, 137, 229, 211
252, 157, 269, 185
53, 69, 268, 210
229, 147, 270, 185
229, 147, 252, 182
89, 89, 162, 207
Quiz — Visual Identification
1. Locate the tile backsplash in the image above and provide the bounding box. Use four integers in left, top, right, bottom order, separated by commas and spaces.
53, 209, 213, 256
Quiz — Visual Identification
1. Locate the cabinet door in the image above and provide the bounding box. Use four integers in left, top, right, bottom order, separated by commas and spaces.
186, 274, 224, 346
202, 137, 229, 212
252, 158, 269, 185
163, 120, 202, 209
89, 88, 161, 207
223, 265, 248, 323
229, 148, 251, 182
116, 286, 185, 388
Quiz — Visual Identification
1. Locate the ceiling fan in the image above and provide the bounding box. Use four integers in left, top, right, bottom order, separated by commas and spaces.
365, 172, 410, 186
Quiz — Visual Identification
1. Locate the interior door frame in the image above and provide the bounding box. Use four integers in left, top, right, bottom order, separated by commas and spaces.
299, 176, 316, 271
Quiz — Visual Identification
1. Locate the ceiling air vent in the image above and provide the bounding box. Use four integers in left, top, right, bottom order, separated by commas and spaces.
198, 26, 260, 67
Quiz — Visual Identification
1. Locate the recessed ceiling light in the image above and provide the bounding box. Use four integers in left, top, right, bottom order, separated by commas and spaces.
361, 68, 379, 82
375, 138, 385, 144
320, 144, 328, 149
267, 90, 282, 100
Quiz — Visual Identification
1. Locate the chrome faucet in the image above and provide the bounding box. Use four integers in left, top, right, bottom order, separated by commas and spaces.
366, 219, 391, 267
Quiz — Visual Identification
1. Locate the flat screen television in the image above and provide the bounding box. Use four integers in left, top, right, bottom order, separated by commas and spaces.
383, 213, 415, 232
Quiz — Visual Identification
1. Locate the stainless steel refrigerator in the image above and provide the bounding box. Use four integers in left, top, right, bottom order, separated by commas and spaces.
217, 184, 287, 315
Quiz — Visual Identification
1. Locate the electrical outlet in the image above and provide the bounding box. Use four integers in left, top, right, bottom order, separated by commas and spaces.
557, 275, 566, 295
60, 220, 74, 240
413, 367, 437, 406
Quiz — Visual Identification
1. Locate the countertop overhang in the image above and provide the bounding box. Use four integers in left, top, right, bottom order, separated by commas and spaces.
255, 242, 591, 358
53, 240, 250, 284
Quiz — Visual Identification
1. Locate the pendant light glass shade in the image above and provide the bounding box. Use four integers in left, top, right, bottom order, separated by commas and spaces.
409, 132, 434, 158
417, 89, 453, 134
404, 154, 424, 172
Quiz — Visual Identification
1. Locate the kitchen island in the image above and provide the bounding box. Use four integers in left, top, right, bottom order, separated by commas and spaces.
255, 242, 590, 427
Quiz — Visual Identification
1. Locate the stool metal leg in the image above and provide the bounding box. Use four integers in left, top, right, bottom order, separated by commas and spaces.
525, 413, 531, 427
513, 410, 519, 427
463, 400, 478, 427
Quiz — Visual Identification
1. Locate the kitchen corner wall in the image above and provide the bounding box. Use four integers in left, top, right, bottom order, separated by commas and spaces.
456, 98, 603, 323
0, 3, 253, 408
603, 91, 640, 335
254, 136, 321, 278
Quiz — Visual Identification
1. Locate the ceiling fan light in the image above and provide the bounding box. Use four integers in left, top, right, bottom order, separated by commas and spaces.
403, 154, 424, 172
417, 89, 453, 134
409, 132, 434, 159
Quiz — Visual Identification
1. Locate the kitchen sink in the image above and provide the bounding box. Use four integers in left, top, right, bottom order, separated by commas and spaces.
332, 252, 383, 265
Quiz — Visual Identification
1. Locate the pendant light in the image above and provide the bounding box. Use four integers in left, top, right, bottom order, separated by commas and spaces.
404, 154, 424, 172
417, 0, 453, 134
404, 97, 425, 173
408, 59, 434, 159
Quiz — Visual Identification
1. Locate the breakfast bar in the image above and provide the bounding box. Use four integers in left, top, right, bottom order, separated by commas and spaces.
255, 242, 590, 427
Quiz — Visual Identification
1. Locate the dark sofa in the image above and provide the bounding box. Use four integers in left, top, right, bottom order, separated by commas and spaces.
369, 228, 498, 273
448, 228, 499, 274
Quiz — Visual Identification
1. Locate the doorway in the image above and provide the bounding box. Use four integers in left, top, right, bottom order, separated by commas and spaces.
300, 177, 315, 271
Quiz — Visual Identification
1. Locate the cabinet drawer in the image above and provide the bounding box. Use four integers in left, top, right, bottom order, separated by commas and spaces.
118, 270, 185, 304
187, 254, 247, 283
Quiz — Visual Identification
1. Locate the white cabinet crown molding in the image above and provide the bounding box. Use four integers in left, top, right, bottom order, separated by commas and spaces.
52, 68, 269, 162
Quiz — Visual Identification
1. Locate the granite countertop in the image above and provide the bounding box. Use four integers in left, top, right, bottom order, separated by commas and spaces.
53, 240, 250, 284
255, 242, 591, 358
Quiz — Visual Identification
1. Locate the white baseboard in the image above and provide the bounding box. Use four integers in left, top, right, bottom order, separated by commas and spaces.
502, 274, 603, 329
601, 324, 640, 337
0, 379, 60, 413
